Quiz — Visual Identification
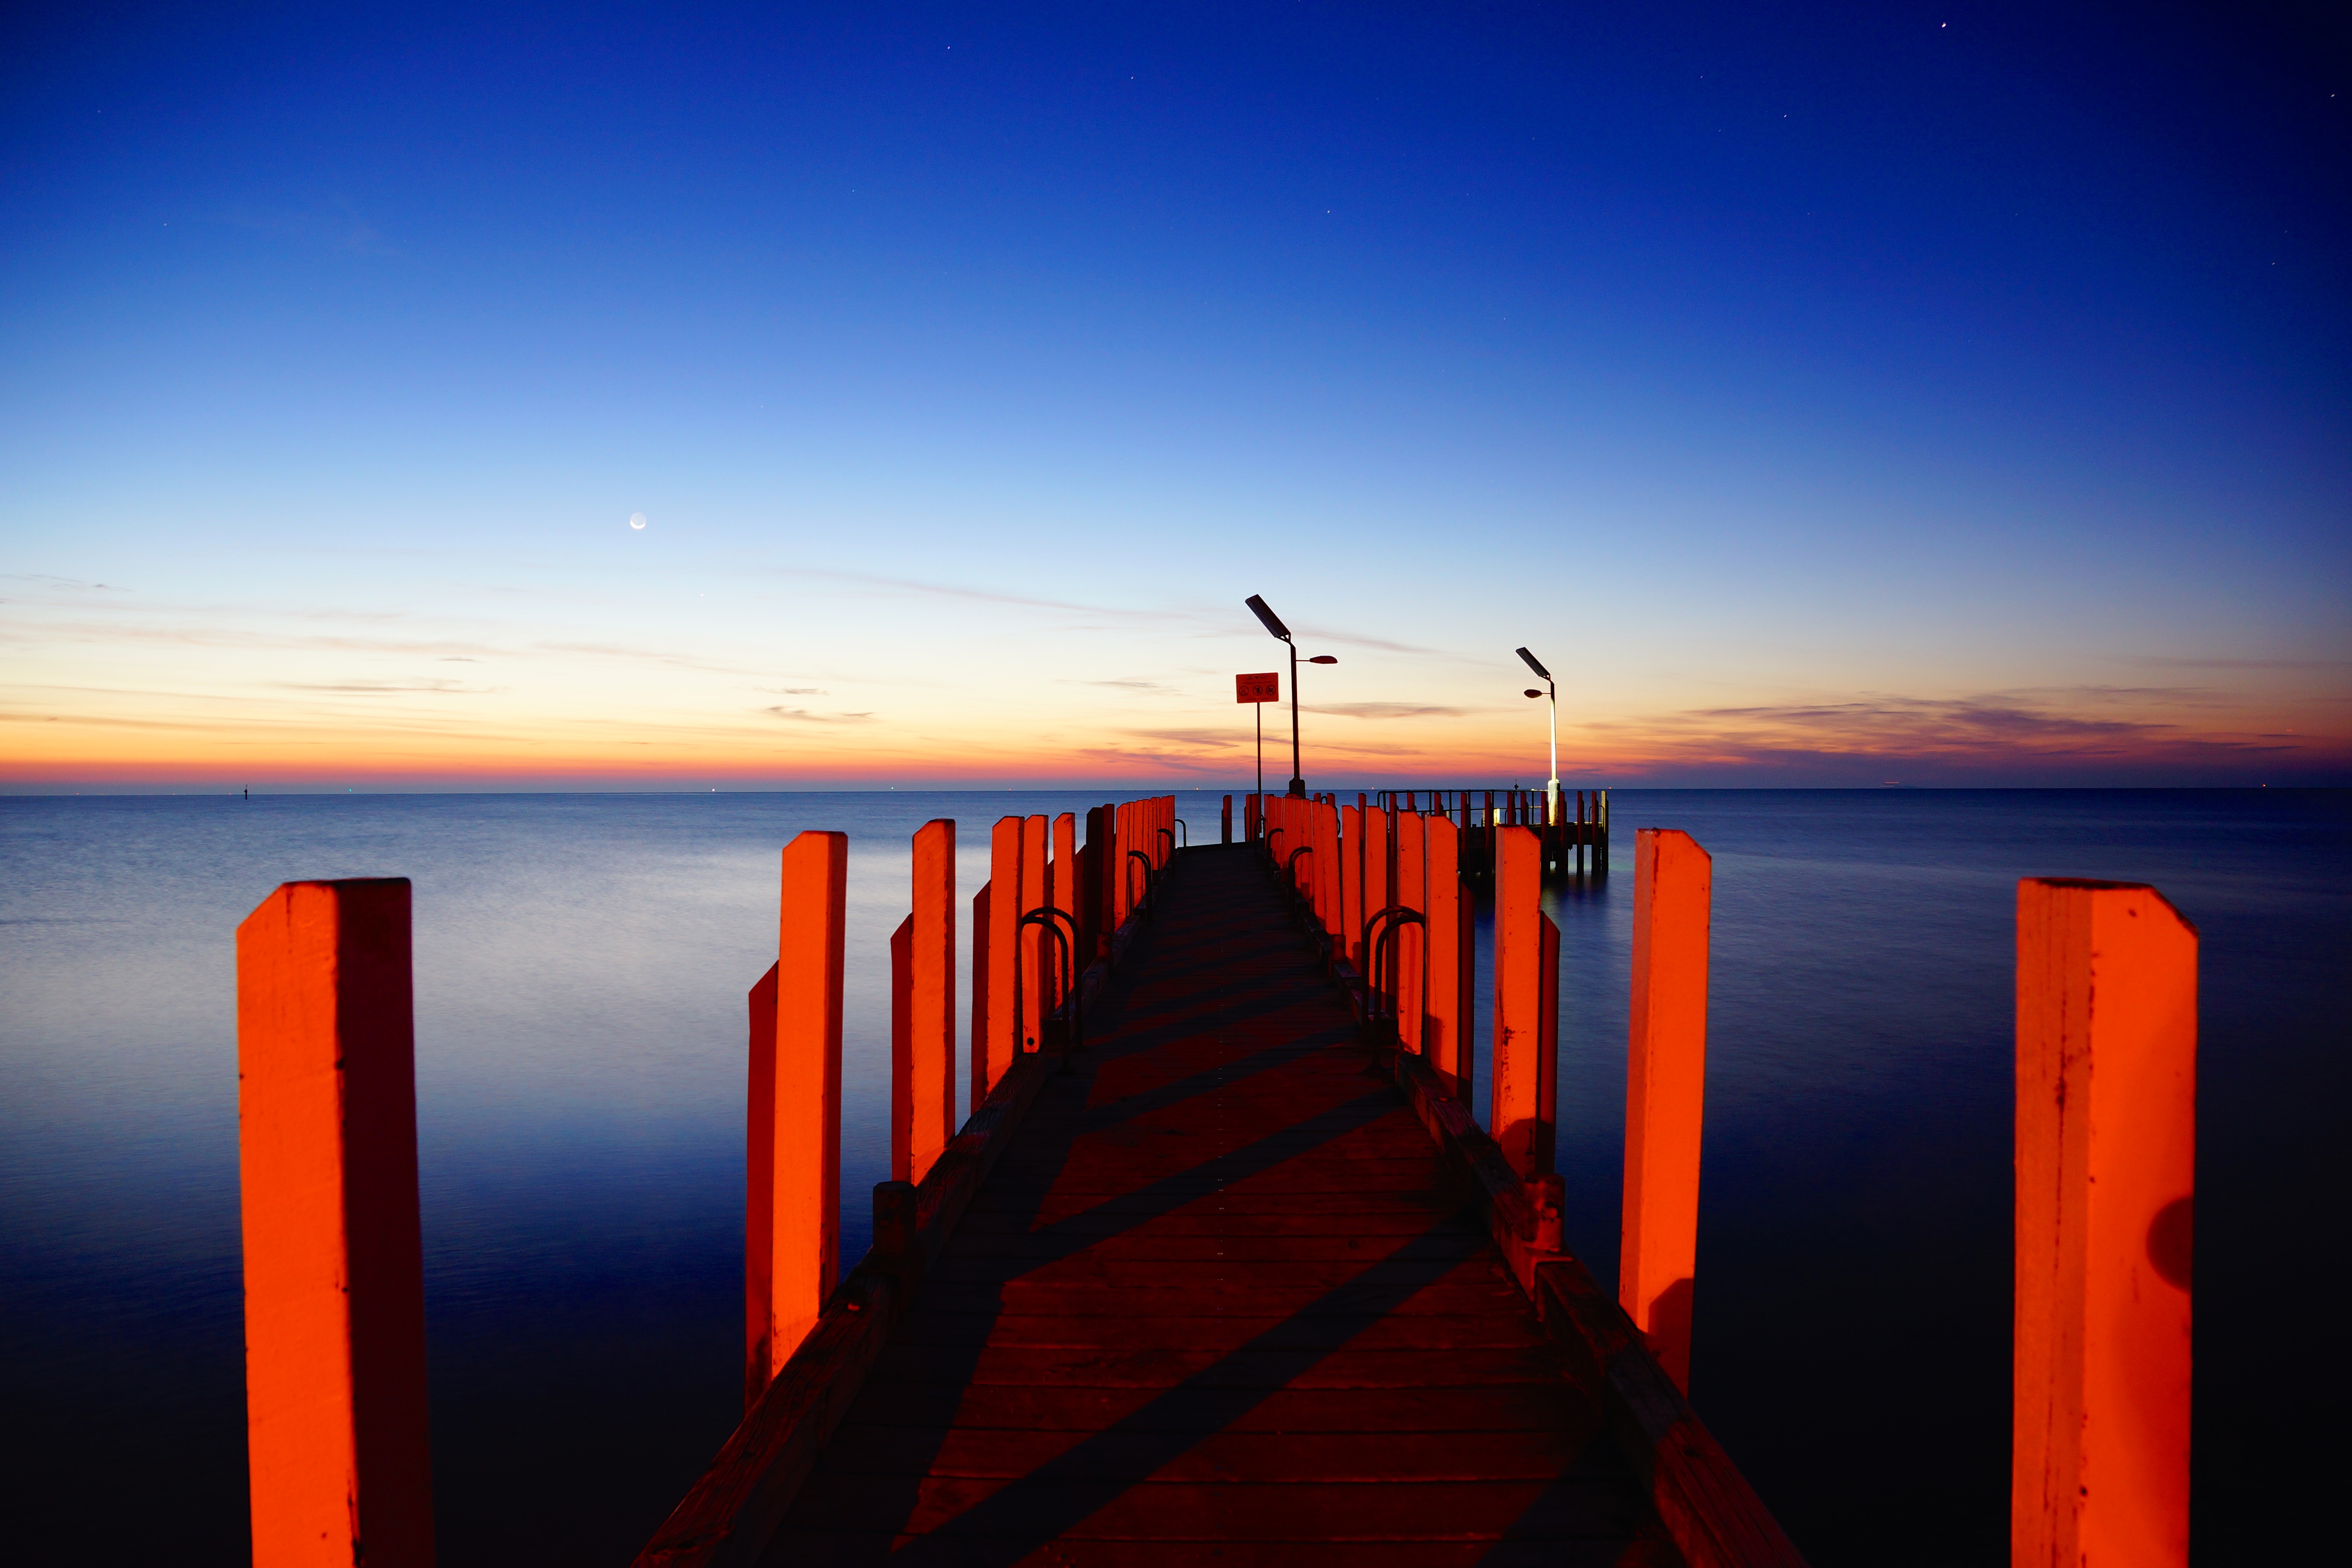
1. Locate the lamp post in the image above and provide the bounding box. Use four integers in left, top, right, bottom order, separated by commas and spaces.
1517, 646, 1558, 826
1245, 595, 1337, 798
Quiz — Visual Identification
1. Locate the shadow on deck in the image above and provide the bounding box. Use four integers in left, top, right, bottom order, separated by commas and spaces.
761, 846, 1673, 1566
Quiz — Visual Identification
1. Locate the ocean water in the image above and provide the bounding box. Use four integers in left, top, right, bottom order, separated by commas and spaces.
1, 788, 2342, 1563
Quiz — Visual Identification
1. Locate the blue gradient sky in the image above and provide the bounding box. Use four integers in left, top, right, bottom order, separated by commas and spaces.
5, 3, 2347, 787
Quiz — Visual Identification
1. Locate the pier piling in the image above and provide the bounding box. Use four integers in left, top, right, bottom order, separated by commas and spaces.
748, 831, 846, 1399
236, 878, 435, 1567
1622, 828, 1713, 1394
1489, 824, 1559, 1183
2013, 878, 2195, 1567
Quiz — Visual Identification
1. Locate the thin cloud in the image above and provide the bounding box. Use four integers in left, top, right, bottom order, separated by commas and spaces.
271, 679, 496, 694
2, 573, 119, 590
1075, 678, 1179, 695
2113, 656, 2352, 672
759, 706, 873, 724
1308, 702, 1474, 720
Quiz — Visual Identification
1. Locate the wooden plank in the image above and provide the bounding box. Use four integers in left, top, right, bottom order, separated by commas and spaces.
763, 1533, 1675, 1566
827, 1380, 1588, 1435
932, 1232, 1485, 1262
913, 1278, 1530, 1319
785, 1475, 1652, 1541
889, 1310, 1551, 1352
813, 1424, 1603, 1482
861, 1343, 1568, 1390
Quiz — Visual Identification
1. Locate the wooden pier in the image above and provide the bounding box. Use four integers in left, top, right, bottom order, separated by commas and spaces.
228, 793, 2198, 1567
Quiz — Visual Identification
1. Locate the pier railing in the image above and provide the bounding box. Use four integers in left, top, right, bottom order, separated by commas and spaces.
228, 786, 2192, 1566
1237, 786, 1609, 878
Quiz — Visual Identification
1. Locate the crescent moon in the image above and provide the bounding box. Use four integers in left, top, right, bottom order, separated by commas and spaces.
628, 512, 647, 530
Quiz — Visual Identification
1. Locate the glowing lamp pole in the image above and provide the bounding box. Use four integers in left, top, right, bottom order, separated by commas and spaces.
1245, 594, 1337, 799
1517, 645, 1559, 826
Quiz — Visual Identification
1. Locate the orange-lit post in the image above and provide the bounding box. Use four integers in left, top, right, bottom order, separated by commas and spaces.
1316, 799, 1343, 944
1425, 817, 1472, 1097
1050, 812, 1076, 1008
2013, 879, 2195, 1568
1113, 801, 1132, 924
1394, 808, 1426, 1051
969, 883, 991, 1108
1490, 825, 1558, 1181
985, 817, 1023, 1091
746, 831, 846, 1400
237, 878, 434, 1568
891, 819, 955, 1185
1339, 805, 1364, 969
1363, 805, 1392, 989
1020, 814, 1048, 1051
1620, 828, 1712, 1395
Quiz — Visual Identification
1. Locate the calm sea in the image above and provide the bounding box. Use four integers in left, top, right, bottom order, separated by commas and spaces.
2, 789, 2343, 1563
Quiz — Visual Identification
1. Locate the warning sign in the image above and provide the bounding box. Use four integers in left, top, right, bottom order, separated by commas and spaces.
1236, 672, 1279, 703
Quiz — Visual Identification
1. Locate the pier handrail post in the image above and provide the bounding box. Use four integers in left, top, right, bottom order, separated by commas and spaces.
890, 819, 956, 1187
1050, 813, 1077, 1011
1315, 799, 1342, 945
1425, 816, 1473, 1100
1490, 825, 1558, 1185
2014, 878, 2194, 1568
982, 817, 1023, 1100
1621, 828, 1712, 1395
1340, 804, 1365, 970
237, 877, 435, 1567
1020, 815, 1049, 1067
1222, 794, 1232, 844
1394, 808, 1427, 1051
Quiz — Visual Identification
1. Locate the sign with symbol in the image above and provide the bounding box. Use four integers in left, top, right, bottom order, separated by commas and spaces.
1236, 672, 1279, 704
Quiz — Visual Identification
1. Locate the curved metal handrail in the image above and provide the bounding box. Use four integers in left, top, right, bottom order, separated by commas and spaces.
1125, 848, 1157, 919
1172, 818, 1189, 848
1015, 906, 1084, 1074
1362, 904, 1426, 1020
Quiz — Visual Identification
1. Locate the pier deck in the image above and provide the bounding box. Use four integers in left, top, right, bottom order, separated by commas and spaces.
761, 845, 1671, 1565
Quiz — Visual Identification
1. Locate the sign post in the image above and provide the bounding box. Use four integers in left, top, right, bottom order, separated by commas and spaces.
1236, 672, 1279, 797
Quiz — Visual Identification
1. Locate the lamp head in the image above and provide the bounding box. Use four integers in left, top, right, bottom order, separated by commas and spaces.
1515, 646, 1554, 682
1308, 655, 1338, 665
1524, 688, 1543, 699
1244, 594, 1292, 642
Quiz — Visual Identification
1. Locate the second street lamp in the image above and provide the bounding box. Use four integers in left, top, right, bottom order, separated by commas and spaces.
1245, 594, 1337, 798
1517, 645, 1559, 826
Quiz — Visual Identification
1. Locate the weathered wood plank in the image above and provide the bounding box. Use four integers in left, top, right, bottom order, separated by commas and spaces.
813, 1425, 1604, 1482
786, 1474, 1653, 1541
862, 1342, 1569, 1390
890, 1309, 1544, 1352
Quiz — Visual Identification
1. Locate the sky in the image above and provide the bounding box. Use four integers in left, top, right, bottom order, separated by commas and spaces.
4, 2, 2347, 789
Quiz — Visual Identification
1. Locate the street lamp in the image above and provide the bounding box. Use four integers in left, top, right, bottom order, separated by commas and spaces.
1246, 594, 1337, 798
1517, 646, 1558, 826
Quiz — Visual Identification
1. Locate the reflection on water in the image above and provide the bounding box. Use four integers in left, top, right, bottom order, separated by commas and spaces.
2, 789, 2343, 1563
